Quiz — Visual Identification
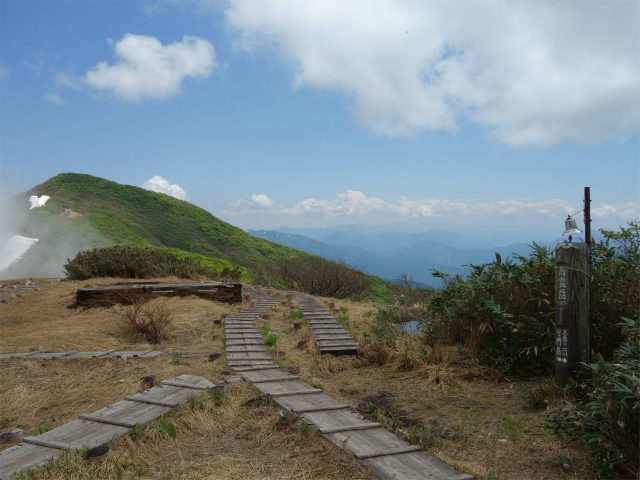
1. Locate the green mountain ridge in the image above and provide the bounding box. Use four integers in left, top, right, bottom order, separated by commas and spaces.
3, 173, 305, 278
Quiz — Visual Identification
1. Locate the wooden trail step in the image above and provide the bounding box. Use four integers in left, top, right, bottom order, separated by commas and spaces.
269, 389, 322, 397
319, 423, 382, 434
0, 375, 214, 479
355, 445, 423, 460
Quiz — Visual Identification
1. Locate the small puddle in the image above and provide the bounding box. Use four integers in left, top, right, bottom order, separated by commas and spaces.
400, 320, 420, 334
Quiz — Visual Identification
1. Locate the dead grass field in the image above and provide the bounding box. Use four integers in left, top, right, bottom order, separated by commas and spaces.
0, 279, 594, 479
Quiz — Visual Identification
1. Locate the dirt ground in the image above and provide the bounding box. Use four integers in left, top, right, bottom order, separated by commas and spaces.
0, 279, 593, 479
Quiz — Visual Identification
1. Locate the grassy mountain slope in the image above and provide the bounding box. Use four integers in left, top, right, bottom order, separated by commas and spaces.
5, 173, 304, 278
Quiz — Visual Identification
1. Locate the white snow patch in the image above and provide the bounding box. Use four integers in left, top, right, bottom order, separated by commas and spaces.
29, 195, 50, 209
0, 235, 39, 272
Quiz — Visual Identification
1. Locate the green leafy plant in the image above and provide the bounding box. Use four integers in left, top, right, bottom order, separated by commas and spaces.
149, 419, 177, 441
287, 310, 304, 319
546, 316, 640, 478
264, 334, 278, 347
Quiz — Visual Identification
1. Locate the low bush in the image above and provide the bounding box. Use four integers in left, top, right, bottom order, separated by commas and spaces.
546, 316, 640, 478
424, 222, 639, 375
64, 244, 223, 280
249, 255, 375, 300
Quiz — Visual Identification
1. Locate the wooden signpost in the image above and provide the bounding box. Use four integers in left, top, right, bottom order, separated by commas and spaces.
554, 241, 590, 390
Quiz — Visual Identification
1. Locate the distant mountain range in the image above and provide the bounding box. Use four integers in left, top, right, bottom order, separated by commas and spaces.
249, 228, 568, 288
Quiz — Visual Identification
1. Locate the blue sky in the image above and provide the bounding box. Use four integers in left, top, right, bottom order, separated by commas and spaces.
1, 0, 638, 243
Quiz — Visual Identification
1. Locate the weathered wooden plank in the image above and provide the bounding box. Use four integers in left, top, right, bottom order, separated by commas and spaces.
124, 396, 179, 408
226, 346, 268, 352
78, 414, 138, 429
161, 380, 210, 390
314, 334, 353, 340
74, 282, 242, 307
27, 350, 78, 359
292, 404, 350, 414
360, 452, 475, 480
65, 350, 117, 359
252, 375, 299, 383
25, 420, 130, 450
355, 445, 422, 459
226, 340, 265, 346
270, 389, 323, 397
0, 443, 62, 477
319, 423, 382, 434
22, 437, 69, 450
232, 365, 280, 372
324, 427, 409, 458
79, 398, 171, 428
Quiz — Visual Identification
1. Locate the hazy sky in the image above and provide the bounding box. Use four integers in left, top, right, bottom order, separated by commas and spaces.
1, 0, 638, 240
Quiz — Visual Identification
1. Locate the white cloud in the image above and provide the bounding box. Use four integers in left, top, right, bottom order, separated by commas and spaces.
84, 34, 216, 102
29, 195, 51, 209
141, 176, 190, 200
226, 190, 639, 224
225, 0, 639, 146
43, 92, 65, 105
250, 194, 274, 208
0, 65, 8, 78
143, 3, 162, 16
226, 193, 276, 211
24, 58, 43, 74
55, 70, 83, 90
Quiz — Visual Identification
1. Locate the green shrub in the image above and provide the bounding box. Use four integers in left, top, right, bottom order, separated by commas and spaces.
424, 223, 639, 375
249, 255, 375, 300
63, 244, 223, 280
426, 243, 556, 375
546, 316, 640, 478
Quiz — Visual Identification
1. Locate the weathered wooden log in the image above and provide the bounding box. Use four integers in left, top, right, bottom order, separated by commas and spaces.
73, 282, 242, 308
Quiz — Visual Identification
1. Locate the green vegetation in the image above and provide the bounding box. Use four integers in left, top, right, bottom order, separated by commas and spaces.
546, 316, 639, 478
249, 255, 376, 299
363, 222, 639, 478
22, 173, 303, 268
423, 223, 639, 376
64, 244, 240, 280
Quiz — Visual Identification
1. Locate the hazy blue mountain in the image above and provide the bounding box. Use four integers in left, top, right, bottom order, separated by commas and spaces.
248, 229, 543, 287
320, 229, 495, 252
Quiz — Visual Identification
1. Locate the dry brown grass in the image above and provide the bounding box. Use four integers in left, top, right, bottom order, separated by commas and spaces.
1, 280, 596, 479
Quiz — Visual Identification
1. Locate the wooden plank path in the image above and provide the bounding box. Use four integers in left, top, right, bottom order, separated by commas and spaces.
229, 291, 473, 480
225, 287, 279, 369
0, 375, 214, 479
0, 349, 163, 360
293, 294, 359, 355
0, 350, 227, 360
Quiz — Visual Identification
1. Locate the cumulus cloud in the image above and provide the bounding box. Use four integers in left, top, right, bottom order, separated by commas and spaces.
226, 193, 276, 211
84, 34, 216, 102
225, 0, 639, 146
225, 190, 639, 224
43, 92, 65, 105
141, 176, 190, 200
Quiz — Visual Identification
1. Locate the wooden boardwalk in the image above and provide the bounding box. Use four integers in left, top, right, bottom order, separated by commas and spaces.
294, 294, 359, 355
0, 350, 224, 360
225, 287, 279, 369
0, 349, 163, 360
228, 291, 473, 480
0, 375, 214, 479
